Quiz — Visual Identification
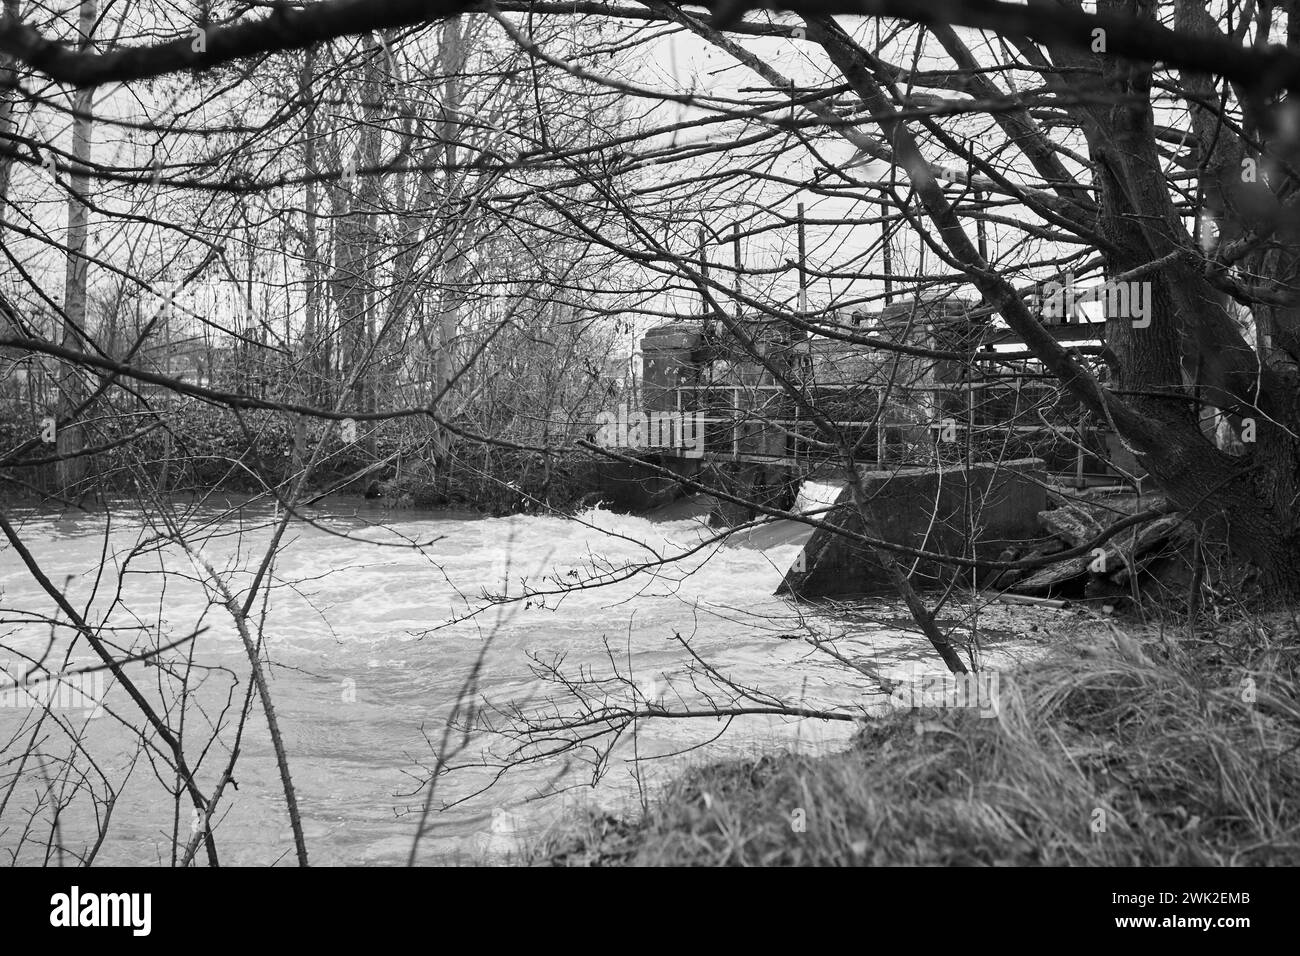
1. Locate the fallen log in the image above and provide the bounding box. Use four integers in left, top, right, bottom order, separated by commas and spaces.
1008, 555, 1091, 594
1010, 510, 1188, 596
1110, 514, 1193, 584
1039, 504, 1103, 549
1038, 493, 1170, 547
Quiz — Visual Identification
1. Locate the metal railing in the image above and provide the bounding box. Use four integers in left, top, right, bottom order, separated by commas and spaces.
624, 379, 1129, 485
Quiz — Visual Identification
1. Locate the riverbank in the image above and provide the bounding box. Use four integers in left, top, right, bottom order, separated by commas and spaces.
533, 611, 1300, 865
0, 400, 607, 515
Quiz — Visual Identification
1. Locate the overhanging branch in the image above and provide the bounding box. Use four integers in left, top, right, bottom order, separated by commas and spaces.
1, 0, 1299, 94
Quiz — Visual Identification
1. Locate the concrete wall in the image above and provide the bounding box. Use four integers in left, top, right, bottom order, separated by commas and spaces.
778, 458, 1046, 597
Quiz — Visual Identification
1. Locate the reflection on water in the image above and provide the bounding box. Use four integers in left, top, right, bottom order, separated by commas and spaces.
0, 494, 990, 865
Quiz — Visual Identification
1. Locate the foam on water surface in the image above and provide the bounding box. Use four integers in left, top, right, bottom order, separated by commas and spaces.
0, 497, 1043, 863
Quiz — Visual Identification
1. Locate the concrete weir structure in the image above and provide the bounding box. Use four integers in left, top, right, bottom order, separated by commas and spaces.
778, 458, 1047, 598
610, 293, 1129, 595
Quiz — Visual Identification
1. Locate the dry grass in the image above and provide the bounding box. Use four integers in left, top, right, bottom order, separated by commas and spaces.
532, 613, 1300, 865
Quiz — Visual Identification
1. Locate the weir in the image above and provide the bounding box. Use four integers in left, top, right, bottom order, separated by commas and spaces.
601, 295, 1136, 595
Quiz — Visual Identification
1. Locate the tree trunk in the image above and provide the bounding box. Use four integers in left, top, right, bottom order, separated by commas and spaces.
330, 36, 382, 422
433, 16, 465, 462
296, 48, 321, 471
57, 0, 96, 495
0, 0, 19, 231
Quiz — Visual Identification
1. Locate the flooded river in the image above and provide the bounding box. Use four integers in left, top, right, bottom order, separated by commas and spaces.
0, 492, 1044, 865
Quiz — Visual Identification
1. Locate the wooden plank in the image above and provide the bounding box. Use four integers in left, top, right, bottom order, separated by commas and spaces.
992, 592, 1070, 608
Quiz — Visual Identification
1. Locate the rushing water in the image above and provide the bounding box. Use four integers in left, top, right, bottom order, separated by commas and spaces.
0, 490, 1039, 865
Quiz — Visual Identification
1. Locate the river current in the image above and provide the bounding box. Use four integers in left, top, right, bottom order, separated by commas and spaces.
0, 489, 1045, 865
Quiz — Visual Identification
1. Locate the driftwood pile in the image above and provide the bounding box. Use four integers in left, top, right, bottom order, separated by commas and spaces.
995, 489, 1195, 601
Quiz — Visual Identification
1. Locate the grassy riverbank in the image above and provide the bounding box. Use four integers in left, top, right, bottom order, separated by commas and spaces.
535, 612, 1300, 865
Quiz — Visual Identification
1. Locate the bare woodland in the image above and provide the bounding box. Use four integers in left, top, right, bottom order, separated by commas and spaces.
1, 0, 1299, 865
